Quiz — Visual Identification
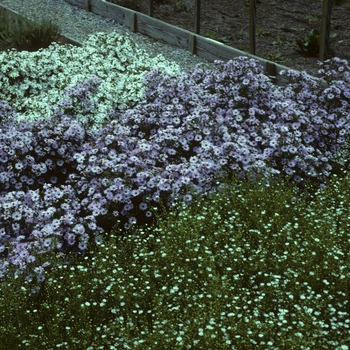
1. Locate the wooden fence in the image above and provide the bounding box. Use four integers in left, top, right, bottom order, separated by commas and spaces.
146, 0, 335, 61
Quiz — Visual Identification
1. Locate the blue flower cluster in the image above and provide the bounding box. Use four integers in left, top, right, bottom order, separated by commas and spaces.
1, 57, 350, 281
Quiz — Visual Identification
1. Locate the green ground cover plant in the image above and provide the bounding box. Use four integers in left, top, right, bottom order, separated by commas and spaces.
0, 28, 350, 348
1, 170, 350, 348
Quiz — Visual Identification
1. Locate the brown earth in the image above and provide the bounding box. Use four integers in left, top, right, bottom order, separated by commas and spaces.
107, 0, 350, 76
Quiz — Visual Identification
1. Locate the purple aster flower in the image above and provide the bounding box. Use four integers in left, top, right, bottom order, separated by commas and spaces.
129, 216, 137, 225
139, 202, 148, 210
37, 274, 45, 282
42, 238, 52, 247
12, 212, 22, 221
78, 242, 87, 250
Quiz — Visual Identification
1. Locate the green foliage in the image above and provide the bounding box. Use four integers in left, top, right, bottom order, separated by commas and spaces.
256, 28, 270, 38
271, 34, 291, 47
0, 10, 11, 34
262, 52, 286, 63
304, 14, 319, 25
0, 9, 61, 52
292, 26, 305, 34
173, 0, 188, 12
206, 30, 233, 44
295, 28, 337, 57
1, 168, 350, 348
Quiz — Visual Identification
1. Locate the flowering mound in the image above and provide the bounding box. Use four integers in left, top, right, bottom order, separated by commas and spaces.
0, 31, 183, 127
1, 56, 350, 281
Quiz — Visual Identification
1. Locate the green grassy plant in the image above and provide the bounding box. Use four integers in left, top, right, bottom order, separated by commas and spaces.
173, 0, 188, 12
0, 9, 61, 52
304, 14, 320, 25
271, 35, 291, 47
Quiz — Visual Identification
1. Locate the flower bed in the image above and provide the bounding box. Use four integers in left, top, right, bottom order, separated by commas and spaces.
0, 30, 350, 348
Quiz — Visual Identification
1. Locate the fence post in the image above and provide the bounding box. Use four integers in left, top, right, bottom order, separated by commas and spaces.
149, 0, 153, 17
319, 0, 332, 61
194, 0, 200, 34
130, 11, 136, 32
265, 61, 277, 83
188, 33, 196, 54
249, 0, 256, 55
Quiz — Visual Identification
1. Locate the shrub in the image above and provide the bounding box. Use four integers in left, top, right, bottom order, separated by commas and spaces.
0, 9, 61, 52
1, 33, 350, 345
118, 56, 350, 191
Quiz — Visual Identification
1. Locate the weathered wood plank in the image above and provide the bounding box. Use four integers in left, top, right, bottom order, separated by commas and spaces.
319, 0, 333, 61
249, 0, 256, 55
64, 0, 89, 11
90, 0, 131, 27
136, 11, 190, 50
148, 0, 153, 17
195, 35, 253, 63
130, 11, 136, 32
195, 35, 296, 86
194, 0, 200, 35
188, 33, 196, 55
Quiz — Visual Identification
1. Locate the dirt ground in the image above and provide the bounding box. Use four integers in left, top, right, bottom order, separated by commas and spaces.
107, 0, 350, 76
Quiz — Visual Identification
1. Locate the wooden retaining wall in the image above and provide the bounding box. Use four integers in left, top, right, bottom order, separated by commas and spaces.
63, 0, 300, 86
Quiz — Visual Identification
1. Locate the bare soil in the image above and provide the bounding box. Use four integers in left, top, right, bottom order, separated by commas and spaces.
107, 0, 350, 76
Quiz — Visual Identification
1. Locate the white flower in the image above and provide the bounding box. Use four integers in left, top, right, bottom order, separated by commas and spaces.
0, 31, 182, 128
